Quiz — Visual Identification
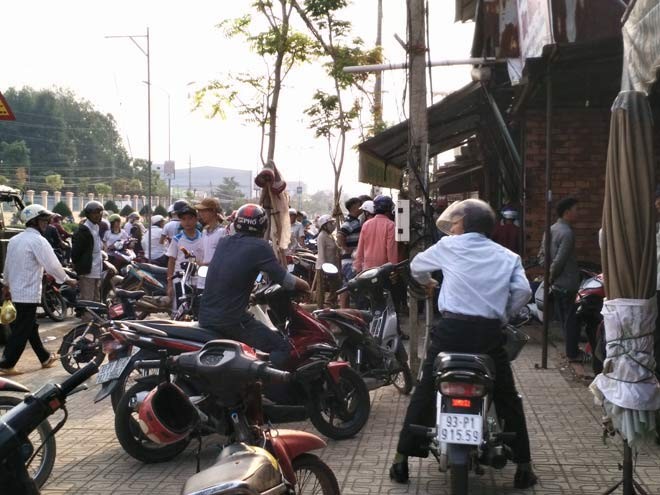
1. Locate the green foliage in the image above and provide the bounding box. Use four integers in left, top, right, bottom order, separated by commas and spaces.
95, 183, 112, 196
0, 176, 8, 186
61, 222, 79, 234
305, 90, 360, 138
78, 177, 90, 195
119, 204, 135, 217
215, 177, 246, 211
52, 201, 73, 219
139, 204, 151, 216
103, 199, 119, 213
44, 174, 64, 191
154, 204, 168, 217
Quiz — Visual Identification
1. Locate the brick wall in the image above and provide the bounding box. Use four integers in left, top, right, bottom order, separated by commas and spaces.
523, 108, 611, 264
523, 107, 660, 266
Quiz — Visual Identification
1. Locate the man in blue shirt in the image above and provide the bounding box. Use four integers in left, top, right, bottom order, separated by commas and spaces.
199, 203, 310, 367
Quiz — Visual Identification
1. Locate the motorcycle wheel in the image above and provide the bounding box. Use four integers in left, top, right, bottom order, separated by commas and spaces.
449, 464, 469, 495
292, 453, 341, 495
114, 381, 191, 463
392, 345, 413, 395
58, 323, 105, 375
307, 366, 370, 440
0, 396, 56, 488
41, 288, 67, 322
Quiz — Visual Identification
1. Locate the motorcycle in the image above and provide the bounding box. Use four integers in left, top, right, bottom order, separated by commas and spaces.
314, 261, 413, 394
40, 272, 71, 322
115, 340, 340, 495
287, 249, 316, 287
575, 272, 605, 374
0, 362, 98, 494
409, 325, 530, 495
57, 286, 152, 374
98, 286, 370, 446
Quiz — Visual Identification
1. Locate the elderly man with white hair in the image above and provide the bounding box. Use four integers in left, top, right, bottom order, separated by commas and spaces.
389, 198, 537, 490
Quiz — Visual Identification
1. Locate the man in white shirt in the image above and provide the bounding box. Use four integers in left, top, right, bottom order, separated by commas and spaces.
161, 203, 183, 244
0, 205, 77, 375
145, 215, 168, 266
390, 199, 537, 490
287, 208, 304, 253
196, 197, 226, 290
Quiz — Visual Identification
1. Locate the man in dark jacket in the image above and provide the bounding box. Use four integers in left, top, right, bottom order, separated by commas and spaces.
71, 201, 104, 302
539, 197, 581, 361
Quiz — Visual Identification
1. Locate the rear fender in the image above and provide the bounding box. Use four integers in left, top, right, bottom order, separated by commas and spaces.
327, 361, 349, 384
270, 429, 327, 484
0, 377, 29, 393
447, 443, 472, 466
94, 380, 117, 403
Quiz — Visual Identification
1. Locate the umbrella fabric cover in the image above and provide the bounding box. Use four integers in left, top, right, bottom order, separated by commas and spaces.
590, 90, 660, 447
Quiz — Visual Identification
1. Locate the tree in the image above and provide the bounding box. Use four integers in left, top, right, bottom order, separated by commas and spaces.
103, 199, 119, 213
45, 173, 64, 191
95, 183, 112, 196
119, 204, 135, 217
15, 167, 28, 189
52, 201, 73, 219
78, 177, 90, 195
154, 204, 168, 217
0, 176, 8, 186
194, 2, 319, 165
293, 0, 381, 216
0, 140, 30, 189
127, 179, 142, 195
112, 178, 129, 195
215, 177, 246, 211
139, 204, 151, 216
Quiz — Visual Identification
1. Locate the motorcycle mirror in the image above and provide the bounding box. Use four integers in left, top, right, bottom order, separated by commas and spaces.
321, 263, 339, 275
198, 266, 208, 278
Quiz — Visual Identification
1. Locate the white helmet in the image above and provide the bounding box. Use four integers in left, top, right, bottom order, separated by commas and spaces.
317, 214, 335, 229
21, 204, 53, 224
502, 208, 518, 220
288, 208, 298, 216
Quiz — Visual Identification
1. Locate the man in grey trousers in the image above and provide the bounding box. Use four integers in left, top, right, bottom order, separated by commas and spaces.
540, 197, 582, 361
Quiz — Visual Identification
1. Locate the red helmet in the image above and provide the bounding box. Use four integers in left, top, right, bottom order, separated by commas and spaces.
235, 203, 268, 236
137, 382, 197, 445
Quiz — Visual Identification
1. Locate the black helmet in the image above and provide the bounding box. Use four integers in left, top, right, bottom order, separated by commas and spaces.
373, 195, 394, 214
83, 200, 104, 215
235, 203, 268, 236
172, 199, 197, 217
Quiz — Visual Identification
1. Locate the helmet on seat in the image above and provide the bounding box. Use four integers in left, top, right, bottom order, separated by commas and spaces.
235, 203, 268, 236
137, 382, 197, 445
373, 195, 394, 215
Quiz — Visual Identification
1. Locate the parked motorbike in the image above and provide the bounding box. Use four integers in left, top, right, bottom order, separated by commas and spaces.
0, 362, 98, 494
115, 340, 340, 495
575, 272, 605, 374
0, 377, 56, 489
409, 325, 530, 495
57, 286, 151, 374
314, 261, 413, 394
40, 272, 71, 322
287, 249, 316, 287
97, 285, 370, 444
106, 238, 138, 272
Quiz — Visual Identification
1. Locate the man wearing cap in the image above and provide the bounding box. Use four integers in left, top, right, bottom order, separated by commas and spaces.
72, 201, 105, 302
196, 197, 227, 274
288, 208, 304, 253
0, 205, 77, 375
360, 200, 375, 222
146, 215, 168, 266
337, 197, 362, 308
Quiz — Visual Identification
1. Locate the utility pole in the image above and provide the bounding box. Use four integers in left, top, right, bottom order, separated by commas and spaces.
188, 155, 192, 197
371, 0, 384, 199
407, 0, 428, 377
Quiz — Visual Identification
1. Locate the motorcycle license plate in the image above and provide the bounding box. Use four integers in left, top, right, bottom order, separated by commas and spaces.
438, 413, 482, 446
96, 356, 131, 384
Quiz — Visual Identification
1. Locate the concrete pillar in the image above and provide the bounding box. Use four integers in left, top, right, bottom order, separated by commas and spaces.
123, 194, 131, 206
133, 195, 139, 211
53, 191, 61, 205
65, 192, 74, 212
98, 194, 104, 204
40, 191, 48, 208
154, 196, 159, 207
78, 196, 84, 212
87, 193, 94, 203
26, 190, 34, 204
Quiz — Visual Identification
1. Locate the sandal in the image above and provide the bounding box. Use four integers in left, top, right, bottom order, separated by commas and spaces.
568, 350, 591, 364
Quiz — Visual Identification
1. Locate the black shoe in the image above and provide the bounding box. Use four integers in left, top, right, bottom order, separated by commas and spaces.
514, 466, 538, 489
389, 462, 409, 483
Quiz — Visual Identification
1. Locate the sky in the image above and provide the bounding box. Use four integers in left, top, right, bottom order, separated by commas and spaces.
2, 1, 474, 197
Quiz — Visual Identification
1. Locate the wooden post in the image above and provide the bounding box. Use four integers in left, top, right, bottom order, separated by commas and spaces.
406, 0, 428, 376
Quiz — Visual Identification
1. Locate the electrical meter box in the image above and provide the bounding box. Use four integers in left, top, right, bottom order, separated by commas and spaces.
395, 199, 410, 242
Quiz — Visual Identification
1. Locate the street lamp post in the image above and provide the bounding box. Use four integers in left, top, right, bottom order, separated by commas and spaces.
145, 82, 172, 205
106, 28, 152, 259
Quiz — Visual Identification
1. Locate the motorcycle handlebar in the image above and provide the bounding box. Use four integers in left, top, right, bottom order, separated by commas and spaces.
336, 287, 349, 295
59, 362, 99, 396
249, 361, 291, 384
134, 359, 162, 370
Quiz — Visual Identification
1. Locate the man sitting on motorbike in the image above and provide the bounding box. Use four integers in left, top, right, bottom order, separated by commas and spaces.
198, 203, 310, 368
389, 198, 537, 489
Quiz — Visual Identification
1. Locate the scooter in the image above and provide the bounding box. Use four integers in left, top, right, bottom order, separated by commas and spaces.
575, 272, 605, 374
127, 340, 340, 494
0, 363, 98, 494
409, 326, 530, 495
96, 286, 370, 444
313, 261, 413, 394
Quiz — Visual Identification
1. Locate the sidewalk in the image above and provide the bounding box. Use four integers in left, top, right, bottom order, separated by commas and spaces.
2, 317, 659, 494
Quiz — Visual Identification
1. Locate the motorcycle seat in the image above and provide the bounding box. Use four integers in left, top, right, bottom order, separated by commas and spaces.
434, 352, 496, 378
115, 289, 146, 300
134, 262, 168, 275
315, 308, 372, 325
133, 320, 219, 343
75, 300, 108, 312
182, 444, 282, 495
